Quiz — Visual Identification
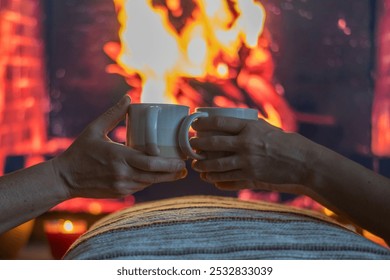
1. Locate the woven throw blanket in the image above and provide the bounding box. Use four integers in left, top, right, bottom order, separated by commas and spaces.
64, 196, 390, 260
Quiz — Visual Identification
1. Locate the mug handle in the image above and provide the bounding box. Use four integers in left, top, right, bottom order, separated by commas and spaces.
145, 105, 161, 156
179, 111, 209, 160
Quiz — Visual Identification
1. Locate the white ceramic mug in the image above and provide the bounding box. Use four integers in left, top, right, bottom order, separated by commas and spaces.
126, 103, 191, 159
178, 107, 259, 160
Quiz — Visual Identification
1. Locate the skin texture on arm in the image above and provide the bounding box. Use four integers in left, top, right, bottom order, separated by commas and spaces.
0, 96, 186, 234
190, 116, 390, 244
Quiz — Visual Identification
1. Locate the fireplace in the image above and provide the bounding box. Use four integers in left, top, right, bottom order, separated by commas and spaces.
1, 0, 390, 220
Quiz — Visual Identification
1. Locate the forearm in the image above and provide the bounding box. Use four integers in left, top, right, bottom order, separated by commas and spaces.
306, 142, 390, 243
0, 159, 70, 234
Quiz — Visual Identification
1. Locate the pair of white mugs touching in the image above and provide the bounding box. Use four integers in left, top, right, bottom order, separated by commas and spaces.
126, 104, 259, 160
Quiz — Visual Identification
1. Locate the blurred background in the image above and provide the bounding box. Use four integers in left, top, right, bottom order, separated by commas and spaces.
1, 0, 389, 258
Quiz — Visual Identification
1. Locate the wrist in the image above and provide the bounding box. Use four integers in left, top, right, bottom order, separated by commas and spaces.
49, 157, 73, 201
294, 134, 326, 190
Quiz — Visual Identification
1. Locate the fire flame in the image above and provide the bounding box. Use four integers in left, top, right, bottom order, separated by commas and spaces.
113, 0, 265, 103
107, 0, 297, 130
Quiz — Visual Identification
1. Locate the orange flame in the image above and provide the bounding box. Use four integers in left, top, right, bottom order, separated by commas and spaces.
113, 0, 265, 103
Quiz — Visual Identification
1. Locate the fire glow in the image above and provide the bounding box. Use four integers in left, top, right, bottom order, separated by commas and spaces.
115, 0, 265, 102
107, 0, 297, 130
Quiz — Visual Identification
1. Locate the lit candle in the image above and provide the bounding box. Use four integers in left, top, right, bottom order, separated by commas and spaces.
44, 219, 87, 259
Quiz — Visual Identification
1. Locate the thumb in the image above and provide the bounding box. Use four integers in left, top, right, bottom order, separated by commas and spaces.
91, 95, 131, 134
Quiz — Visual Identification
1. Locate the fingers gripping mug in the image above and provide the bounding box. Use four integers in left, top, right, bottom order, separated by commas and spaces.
178, 107, 259, 160
126, 104, 258, 159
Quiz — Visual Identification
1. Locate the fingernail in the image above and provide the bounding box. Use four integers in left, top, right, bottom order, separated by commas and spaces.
179, 169, 188, 178
192, 162, 201, 172
121, 94, 131, 104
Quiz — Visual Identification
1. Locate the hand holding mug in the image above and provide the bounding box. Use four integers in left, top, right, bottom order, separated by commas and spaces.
54, 96, 187, 199
179, 107, 258, 160
190, 116, 312, 195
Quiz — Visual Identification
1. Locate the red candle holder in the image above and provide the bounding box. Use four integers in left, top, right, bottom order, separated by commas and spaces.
44, 219, 87, 259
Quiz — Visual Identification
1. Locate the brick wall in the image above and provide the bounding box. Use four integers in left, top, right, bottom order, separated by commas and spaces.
372, 0, 390, 156
0, 0, 48, 174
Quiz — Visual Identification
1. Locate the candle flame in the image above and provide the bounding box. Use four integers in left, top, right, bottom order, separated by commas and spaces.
63, 220, 74, 233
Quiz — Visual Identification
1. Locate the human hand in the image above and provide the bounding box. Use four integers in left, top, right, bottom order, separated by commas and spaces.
190, 116, 314, 194
52, 95, 187, 199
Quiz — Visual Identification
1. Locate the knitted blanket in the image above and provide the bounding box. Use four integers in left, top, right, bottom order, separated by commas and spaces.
64, 195, 390, 260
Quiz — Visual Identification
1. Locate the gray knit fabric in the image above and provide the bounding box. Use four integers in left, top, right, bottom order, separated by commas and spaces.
63, 196, 390, 260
